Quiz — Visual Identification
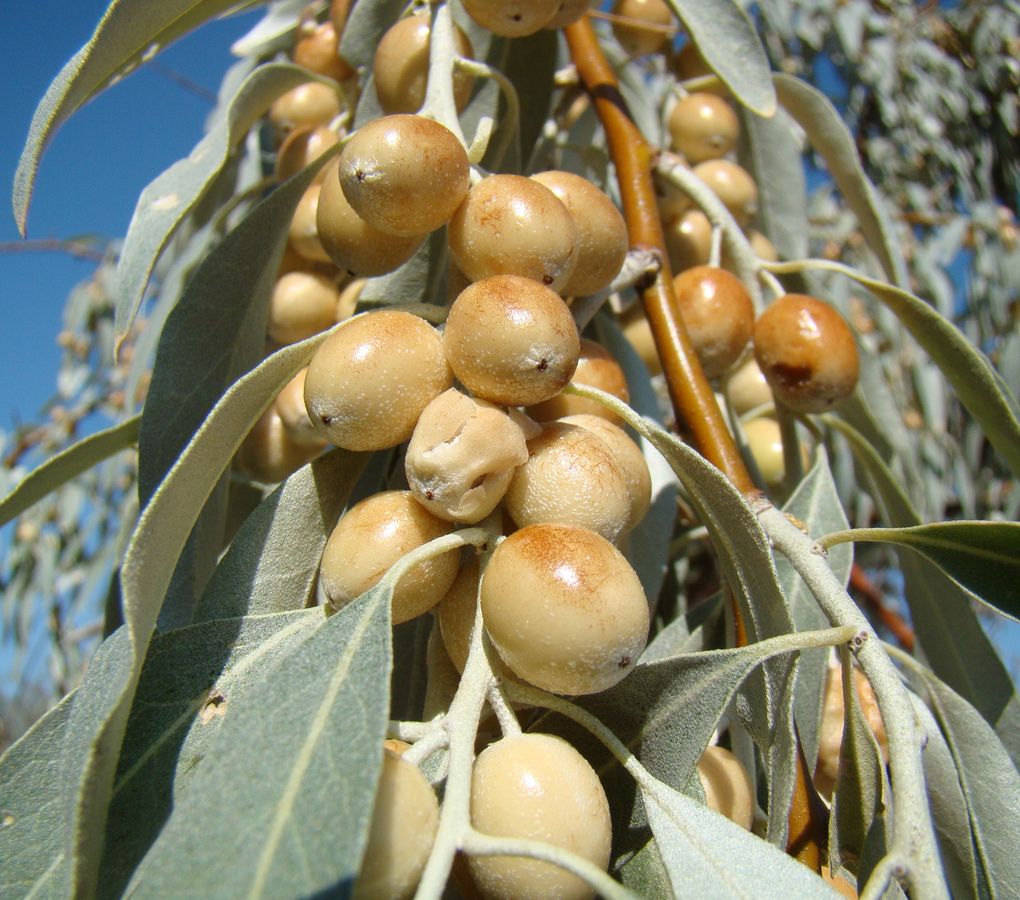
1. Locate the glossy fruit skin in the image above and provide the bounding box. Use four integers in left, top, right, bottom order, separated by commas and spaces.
468, 733, 611, 900
289, 183, 333, 264
275, 125, 341, 183
304, 309, 452, 450
462, 0, 560, 37
338, 116, 470, 237
753, 294, 860, 413
319, 491, 459, 624
664, 208, 712, 273
611, 0, 672, 57
696, 745, 755, 830
741, 417, 786, 488
267, 270, 338, 345
448, 175, 579, 292
481, 523, 650, 694
692, 159, 758, 228
355, 748, 439, 900
294, 21, 354, 83
526, 338, 630, 424
672, 265, 754, 378
529, 171, 628, 296
269, 81, 343, 133
373, 14, 474, 115
668, 93, 740, 164
443, 275, 580, 406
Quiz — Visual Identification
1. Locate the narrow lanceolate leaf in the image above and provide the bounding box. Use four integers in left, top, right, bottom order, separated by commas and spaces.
125, 588, 392, 897
0, 416, 139, 527
826, 522, 1020, 623
12, 0, 259, 232
665, 0, 776, 117
115, 63, 324, 343
773, 75, 908, 287
789, 259, 1020, 479
99, 609, 324, 896
193, 449, 368, 623
0, 691, 76, 898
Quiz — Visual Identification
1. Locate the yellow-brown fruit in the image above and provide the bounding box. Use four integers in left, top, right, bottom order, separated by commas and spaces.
275, 368, 328, 450
620, 306, 662, 376
664, 209, 713, 273
462, 0, 560, 37
526, 338, 630, 423
668, 93, 740, 164
275, 125, 341, 183
236, 406, 319, 483
544, 0, 592, 28
335, 277, 364, 322
726, 357, 773, 415
696, 746, 755, 830
294, 21, 354, 83
692, 159, 758, 228
672, 266, 754, 378
753, 294, 860, 414
269, 81, 343, 133
654, 164, 693, 225
267, 270, 338, 345
436, 558, 514, 680
612, 0, 673, 57
289, 183, 333, 264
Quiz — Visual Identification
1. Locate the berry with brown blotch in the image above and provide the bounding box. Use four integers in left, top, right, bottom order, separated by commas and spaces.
269, 81, 343, 133
236, 406, 319, 483
316, 157, 426, 277
664, 208, 713, 273
692, 159, 759, 228
530, 170, 629, 296
672, 265, 754, 378
462, 0, 560, 37
753, 294, 860, 413
696, 745, 755, 831
503, 421, 633, 543
267, 270, 338, 345
481, 523, 650, 695
289, 183, 333, 264
294, 21, 354, 84
526, 338, 630, 424
448, 175, 579, 292
726, 357, 774, 415
275, 369, 327, 451
304, 309, 452, 450
373, 14, 475, 115
275, 125, 341, 183
611, 0, 673, 58
319, 490, 460, 624
668, 92, 740, 164
338, 116, 470, 237
443, 275, 580, 406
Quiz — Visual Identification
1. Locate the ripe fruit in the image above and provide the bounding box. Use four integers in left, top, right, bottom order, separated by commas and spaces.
529, 171, 629, 296
503, 421, 634, 541
275, 125, 341, 183
462, 0, 560, 37
269, 81, 343, 133
373, 14, 474, 115
696, 745, 755, 830
294, 21, 354, 83
316, 158, 426, 276
275, 368, 328, 450
356, 747, 439, 899
319, 490, 460, 623
753, 294, 860, 413
404, 388, 535, 524
664, 208, 713, 273
338, 116, 470, 237
692, 159, 758, 228
668, 92, 740, 164
267, 270, 338, 345
481, 523, 650, 694
726, 357, 773, 415
526, 338, 630, 423
620, 306, 662, 375
741, 416, 810, 489
672, 265, 754, 378
236, 405, 319, 483
436, 558, 513, 679
544, 0, 592, 28
611, 0, 673, 58
468, 733, 611, 899
448, 175, 579, 292
289, 183, 333, 264
304, 309, 452, 450
443, 275, 580, 406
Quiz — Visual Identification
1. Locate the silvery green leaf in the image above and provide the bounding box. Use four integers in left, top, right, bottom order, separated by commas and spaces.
617, 837, 674, 900
642, 594, 724, 662
231, 0, 306, 56
339, 0, 405, 71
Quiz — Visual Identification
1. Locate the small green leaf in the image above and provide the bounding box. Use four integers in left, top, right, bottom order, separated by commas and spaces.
125, 587, 392, 897
13, 0, 256, 233
825, 521, 1020, 623
0, 416, 139, 528
666, 0, 777, 117
773, 75, 908, 287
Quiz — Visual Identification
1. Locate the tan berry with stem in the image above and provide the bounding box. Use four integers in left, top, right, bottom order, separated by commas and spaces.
444, 275, 580, 406
236, 406, 319, 483
664, 208, 713, 273
692, 159, 759, 228
530, 171, 628, 296
405, 388, 537, 524
304, 309, 452, 450
267, 270, 338, 345
373, 14, 475, 115
320, 490, 459, 624
526, 338, 630, 424
462, 0, 560, 37
317, 158, 425, 276
469, 733, 612, 900
696, 745, 755, 830
289, 183, 333, 264
339, 115, 470, 237
355, 747, 439, 900
294, 21, 354, 83
448, 175, 579, 292
668, 93, 740, 164
753, 294, 860, 413
503, 422, 633, 542
269, 81, 343, 133
275, 125, 341, 183
611, 0, 673, 57
481, 523, 649, 694
672, 265, 754, 378
275, 368, 328, 450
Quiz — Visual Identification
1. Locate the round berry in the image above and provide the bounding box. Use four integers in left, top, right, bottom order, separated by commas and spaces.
275, 125, 341, 183
267, 270, 338, 345
753, 294, 860, 413
436, 558, 514, 680
544, 0, 592, 28
462, 0, 560, 37
236, 406, 318, 483
269, 81, 343, 133
304, 309, 452, 450
443, 275, 580, 406
338, 116, 470, 237
742, 417, 786, 488
696, 746, 755, 830
448, 175, 579, 292
276, 368, 328, 450
481, 524, 649, 694
672, 265, 754, 378
294, 21, 354, 83
289, 183, 333, 264
525, 338, 630, 424
668, 92, 739, 164
726, 357, 773, 415
611, 0, 672, 57
320, 490, 460, 624
620, 306, 662, 376
692, 159, 758, 228
664, 208, 713, 273
469, 734, 611, 900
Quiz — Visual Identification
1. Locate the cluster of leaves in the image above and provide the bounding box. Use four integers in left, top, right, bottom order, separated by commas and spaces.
1, 0, 1019, 897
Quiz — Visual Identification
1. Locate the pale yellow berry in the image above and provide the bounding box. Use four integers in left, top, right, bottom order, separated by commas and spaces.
620, 306, 662, 376
236, 406, 319, 483
726, 357, 774, 415
294, 21, 354, 84
741, 417, 786, 488
267, 270, 338, 345
664, 209, 713, 273
275, 368, 328, 450
275, 125, 341, 183
269, 81, 343, 133
692, 159, 758, 228
526, 338, 630, 424
289, 183, 333, 264
696, 746, 755, 831
668, 93, 740, 164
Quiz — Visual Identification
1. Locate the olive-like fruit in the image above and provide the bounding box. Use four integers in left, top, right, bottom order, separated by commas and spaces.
269, 81, 343, 133
742, 417, 787, 488
611, 0, 672, 57
335, 277, 363, 322
469, 733, 611, 900
319, 490, 460, 624
481, 523, 650, 694
338, 116, 470, 237
304, 309, 452, 450
275, 125, 341, 183
672, 265, 754, 378
236, 406, 319, 483
355, 748, 439, 900
289, 183, 333, 264
275, 368, 328, 450
753, 294, 860, 413
664, 208, 713, 273
443, 275, 580, 406
294, 21, 354, 83
696, 745, 755, 830
692, 159, 758, 228
668, 93, 740, 164
620, 306, 662, 376
462, 0, 560, 37
726, 357, 773, 415
526, 338, 630, 423
267, 270, 338, 345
